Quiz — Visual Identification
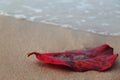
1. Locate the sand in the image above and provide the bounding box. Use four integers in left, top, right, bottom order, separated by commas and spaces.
0, 15, 120, 80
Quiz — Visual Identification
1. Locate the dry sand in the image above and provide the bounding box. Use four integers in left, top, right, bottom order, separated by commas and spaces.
0, 15, 120, 80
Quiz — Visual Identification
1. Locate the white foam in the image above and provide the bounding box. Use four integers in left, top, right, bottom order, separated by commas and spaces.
0, 11, 27, 20
84, 10, 90, 13
22, 5, 42, 13
101, 23, 109, 26
40, 20, 61, 26
14, 14, 26, 19
46, 14, 50, 17
87, 30, 110, 35
98, 31, 109, 35
29, 16, 42, 21
61, 24, 72, 28
57, 0, 73, 3
88, 16, 96, 19
87, 29, 97, 33
40, 20, 73, 29
0, 11, 9, 16
110, 32, 120, 36
76, 0, 92, 10
87, 29, 120, 36
46, 17, 58, 21
81, 19, 86, 22
34, 9, 43, 13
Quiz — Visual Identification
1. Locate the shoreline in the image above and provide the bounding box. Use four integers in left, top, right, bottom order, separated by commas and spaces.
1, 14, 120, 36
0, 15, 120, 80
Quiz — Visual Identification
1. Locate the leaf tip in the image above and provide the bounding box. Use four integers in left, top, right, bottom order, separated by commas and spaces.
27, 52, 35, 57
27, 52, 40, 57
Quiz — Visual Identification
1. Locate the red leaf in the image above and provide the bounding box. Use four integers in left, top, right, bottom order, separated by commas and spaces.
27, 44, 118, 72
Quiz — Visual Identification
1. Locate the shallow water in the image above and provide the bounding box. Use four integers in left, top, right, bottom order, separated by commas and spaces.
0, 0, 120, 35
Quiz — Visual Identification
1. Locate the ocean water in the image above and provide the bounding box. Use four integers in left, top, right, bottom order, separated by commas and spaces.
0, 0, 120, 35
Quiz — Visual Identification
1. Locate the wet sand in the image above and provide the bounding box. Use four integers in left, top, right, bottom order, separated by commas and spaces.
0, 15, 120, 80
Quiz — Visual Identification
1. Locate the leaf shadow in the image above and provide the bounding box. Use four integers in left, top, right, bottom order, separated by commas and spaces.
33, 59, 119, 73
106, 60, 120, 72
34, 61, 74, 72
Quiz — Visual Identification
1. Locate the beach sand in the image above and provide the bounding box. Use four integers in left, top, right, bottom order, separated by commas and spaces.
0, 15, 120, 80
